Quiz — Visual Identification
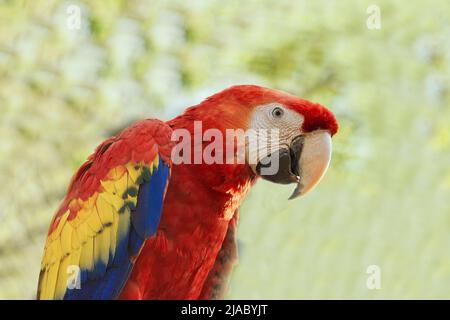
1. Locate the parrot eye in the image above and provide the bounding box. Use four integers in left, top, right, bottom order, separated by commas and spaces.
272, 107, 284, 119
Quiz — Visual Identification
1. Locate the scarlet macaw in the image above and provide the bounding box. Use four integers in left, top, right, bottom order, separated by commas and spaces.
37, 85, 338, 300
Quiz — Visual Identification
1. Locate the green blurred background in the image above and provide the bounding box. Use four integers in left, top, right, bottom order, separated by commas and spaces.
1, 0, 449, 299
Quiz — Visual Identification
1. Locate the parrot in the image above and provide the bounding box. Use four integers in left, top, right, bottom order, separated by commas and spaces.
37, 85, 338, 300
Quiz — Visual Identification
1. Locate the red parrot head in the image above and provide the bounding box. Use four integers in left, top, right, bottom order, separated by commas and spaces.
178, 85, 338, 198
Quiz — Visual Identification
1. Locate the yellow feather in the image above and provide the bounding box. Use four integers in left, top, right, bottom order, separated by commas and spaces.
37, 268, 48, 299
48, 238, 62, 265
44, 238, 61, 299
109, 211, 119, 259
102, 227, 111, 264
126, 172, 135, 189
148, 163, 154, 175
79, 236, 94, 272
50, 211, 69, 241
67, 247, 82, 290
77, 208, 90, 221
96, 193, 112, 216
60, 224, 73, 257
75, 224, 88, 246
100, 192, 124, 212
69, 247, 82, 277
86, 209, 103, 234
115, 172, 128, 192
95, 202, 113, 226
44, 262, 59, 299
153, 155, 159, 169
100, 180, 116, 194
71, 227, 81, 250
41, 244, 50, 269
112, 194, 125, 212
117, 206, 131, 240
54, 256, 70, 299
94, 229, 110, 268
126, 162, 141, 182
85, 193, 98, 208
68, 215, 80, 228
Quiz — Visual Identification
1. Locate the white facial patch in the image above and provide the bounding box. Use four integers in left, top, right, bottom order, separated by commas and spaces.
247, 103, 304, 164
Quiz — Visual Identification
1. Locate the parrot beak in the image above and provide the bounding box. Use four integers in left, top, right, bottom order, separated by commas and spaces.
256, 130, 332, 199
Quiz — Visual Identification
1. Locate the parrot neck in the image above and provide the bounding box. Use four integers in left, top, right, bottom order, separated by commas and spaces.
166, 114, 257, 215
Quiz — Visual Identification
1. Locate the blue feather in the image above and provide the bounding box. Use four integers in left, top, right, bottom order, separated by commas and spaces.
128, 226, 145, 258
132, 158, 170, 239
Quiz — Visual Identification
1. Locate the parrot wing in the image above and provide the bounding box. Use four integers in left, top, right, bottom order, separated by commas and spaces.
37, 119, 173, 300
